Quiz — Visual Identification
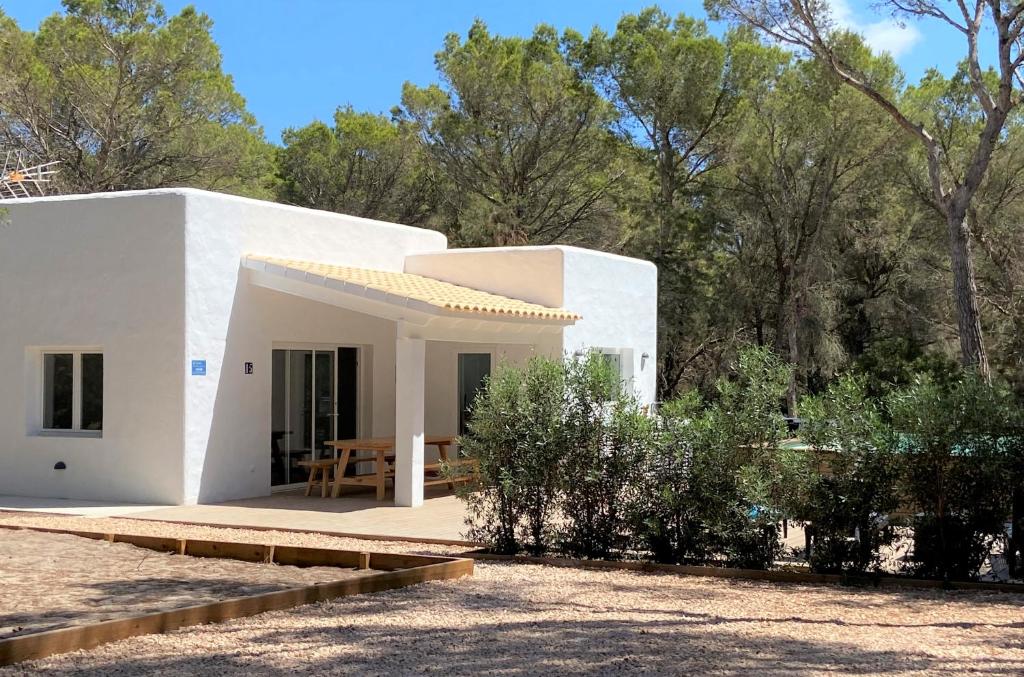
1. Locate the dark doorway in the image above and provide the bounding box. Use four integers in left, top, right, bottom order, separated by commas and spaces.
458, 353, 492, 435
337, 347, 359, 440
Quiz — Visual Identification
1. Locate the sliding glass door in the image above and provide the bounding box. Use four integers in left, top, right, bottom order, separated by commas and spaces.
271, 347, 358, 488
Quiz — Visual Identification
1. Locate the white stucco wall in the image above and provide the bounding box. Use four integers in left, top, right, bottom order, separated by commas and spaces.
405, 246, 566, 307
560, 247, 658, 405
0, 192, 187, 503
423, 341, 540, 438
180, 189, 448, 503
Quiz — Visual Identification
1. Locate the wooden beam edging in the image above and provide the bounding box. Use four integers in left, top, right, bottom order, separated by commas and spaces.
119, 515, 483, 547
0, 523, 465, 570
466, 551, 1024, 594
0, 524, 474, 666
0, 509, 483, 547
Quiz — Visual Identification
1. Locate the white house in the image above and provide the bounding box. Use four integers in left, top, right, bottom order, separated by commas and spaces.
0, 188, 657, 507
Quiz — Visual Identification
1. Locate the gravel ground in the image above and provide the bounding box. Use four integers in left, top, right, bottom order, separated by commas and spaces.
0, 530, 368, 638
2, 512, 1023, 676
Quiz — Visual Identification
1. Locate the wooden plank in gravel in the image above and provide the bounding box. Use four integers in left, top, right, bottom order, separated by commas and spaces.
112, 533, 181, 553
0, 526, 474, 667
183, 538, 269, 562
1, 560, 474, 666
272, 544, 362, 568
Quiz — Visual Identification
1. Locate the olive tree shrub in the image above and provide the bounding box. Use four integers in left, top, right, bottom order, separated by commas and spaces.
458, 356, 566, 555
458, 353, 653, 557
627, 347, 804, 568
799, 376, 900, 574
889, 374, 1019, 581
556, 356, 657, 560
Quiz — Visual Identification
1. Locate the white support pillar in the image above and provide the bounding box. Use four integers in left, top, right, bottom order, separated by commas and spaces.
394, 333, 426, 507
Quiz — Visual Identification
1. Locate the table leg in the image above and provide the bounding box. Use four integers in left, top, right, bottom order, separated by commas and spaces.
304, 466, 316, 497
331, 448, 351, 498
320, 463, 329, 498
376, 449, 386, 501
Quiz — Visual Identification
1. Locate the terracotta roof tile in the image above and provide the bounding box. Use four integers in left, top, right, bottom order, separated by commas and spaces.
247, 255, 581, 322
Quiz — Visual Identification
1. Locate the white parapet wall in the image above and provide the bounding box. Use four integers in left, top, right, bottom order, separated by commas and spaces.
560, 247, 658, 406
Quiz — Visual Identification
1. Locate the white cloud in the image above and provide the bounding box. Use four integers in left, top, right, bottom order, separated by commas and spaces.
829, 0, 923, 58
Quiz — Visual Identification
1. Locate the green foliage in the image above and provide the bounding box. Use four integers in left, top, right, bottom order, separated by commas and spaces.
277, 107, 436, 225
462, 347, 800, 567
799, 376, 900, 574
852, 338, 962, 400
888, 374, 1019, 580
629, 347, 804, 570
704, 348, 802, 567
397, 20, 624, 247
458, 356, 566, 555
0, 0, 272, 195
458, 352, 655, 558
459, 345, 1023, 582
557, 356, 655, 560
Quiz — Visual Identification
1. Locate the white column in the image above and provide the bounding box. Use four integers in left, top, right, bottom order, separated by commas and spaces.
394, 334, 426, 507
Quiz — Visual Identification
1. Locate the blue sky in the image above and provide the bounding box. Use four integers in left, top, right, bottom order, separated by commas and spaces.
2, 1, 963, 144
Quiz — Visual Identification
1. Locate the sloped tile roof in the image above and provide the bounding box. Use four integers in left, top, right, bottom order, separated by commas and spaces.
246, 255, 581, 322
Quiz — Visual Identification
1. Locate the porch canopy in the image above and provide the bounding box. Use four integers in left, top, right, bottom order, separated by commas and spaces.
243, 254, 581, 507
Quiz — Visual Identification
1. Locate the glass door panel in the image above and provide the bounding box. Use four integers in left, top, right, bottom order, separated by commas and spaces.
337, 347, 359, 440
271, 350, 288, 487
271, 347, 356, 488
288, 350, 313, 484
313, 350, 335, 461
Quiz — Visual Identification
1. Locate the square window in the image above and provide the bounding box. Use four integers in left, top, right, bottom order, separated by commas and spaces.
40, 350, 103, 434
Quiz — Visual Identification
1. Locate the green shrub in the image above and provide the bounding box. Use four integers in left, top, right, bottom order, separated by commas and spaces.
458, 356, 566, 555
627, 347, 801, 569
799, 376, 900, 574
888, 373, 1017, 580
557, 356, 655, 560
626, 394, 715, 564
708, 348, 802, 568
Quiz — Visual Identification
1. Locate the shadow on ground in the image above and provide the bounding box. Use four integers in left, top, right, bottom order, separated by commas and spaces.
6, 564, 1023, 676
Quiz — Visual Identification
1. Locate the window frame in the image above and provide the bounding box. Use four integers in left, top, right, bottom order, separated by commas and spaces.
593, 347, 635, 400
39, 349, 103, 437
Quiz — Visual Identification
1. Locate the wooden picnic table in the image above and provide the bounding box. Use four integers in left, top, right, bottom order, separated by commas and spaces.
300, 435, 472, 501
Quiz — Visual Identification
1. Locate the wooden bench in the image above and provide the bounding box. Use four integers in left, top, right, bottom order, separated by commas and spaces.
324, 436, 474, 501
423, 458, 479, 488
296, 458, 338, 498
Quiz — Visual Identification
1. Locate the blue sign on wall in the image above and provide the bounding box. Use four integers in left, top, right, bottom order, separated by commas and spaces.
191, 359, 207, 376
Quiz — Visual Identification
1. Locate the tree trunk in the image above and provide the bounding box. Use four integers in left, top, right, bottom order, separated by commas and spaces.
776, 291, 800, 417
786, 305, 799, 417
946, 207, 990, 379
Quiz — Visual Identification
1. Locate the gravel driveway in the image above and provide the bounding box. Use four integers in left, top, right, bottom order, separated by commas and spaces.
1, 513, 1022, 676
